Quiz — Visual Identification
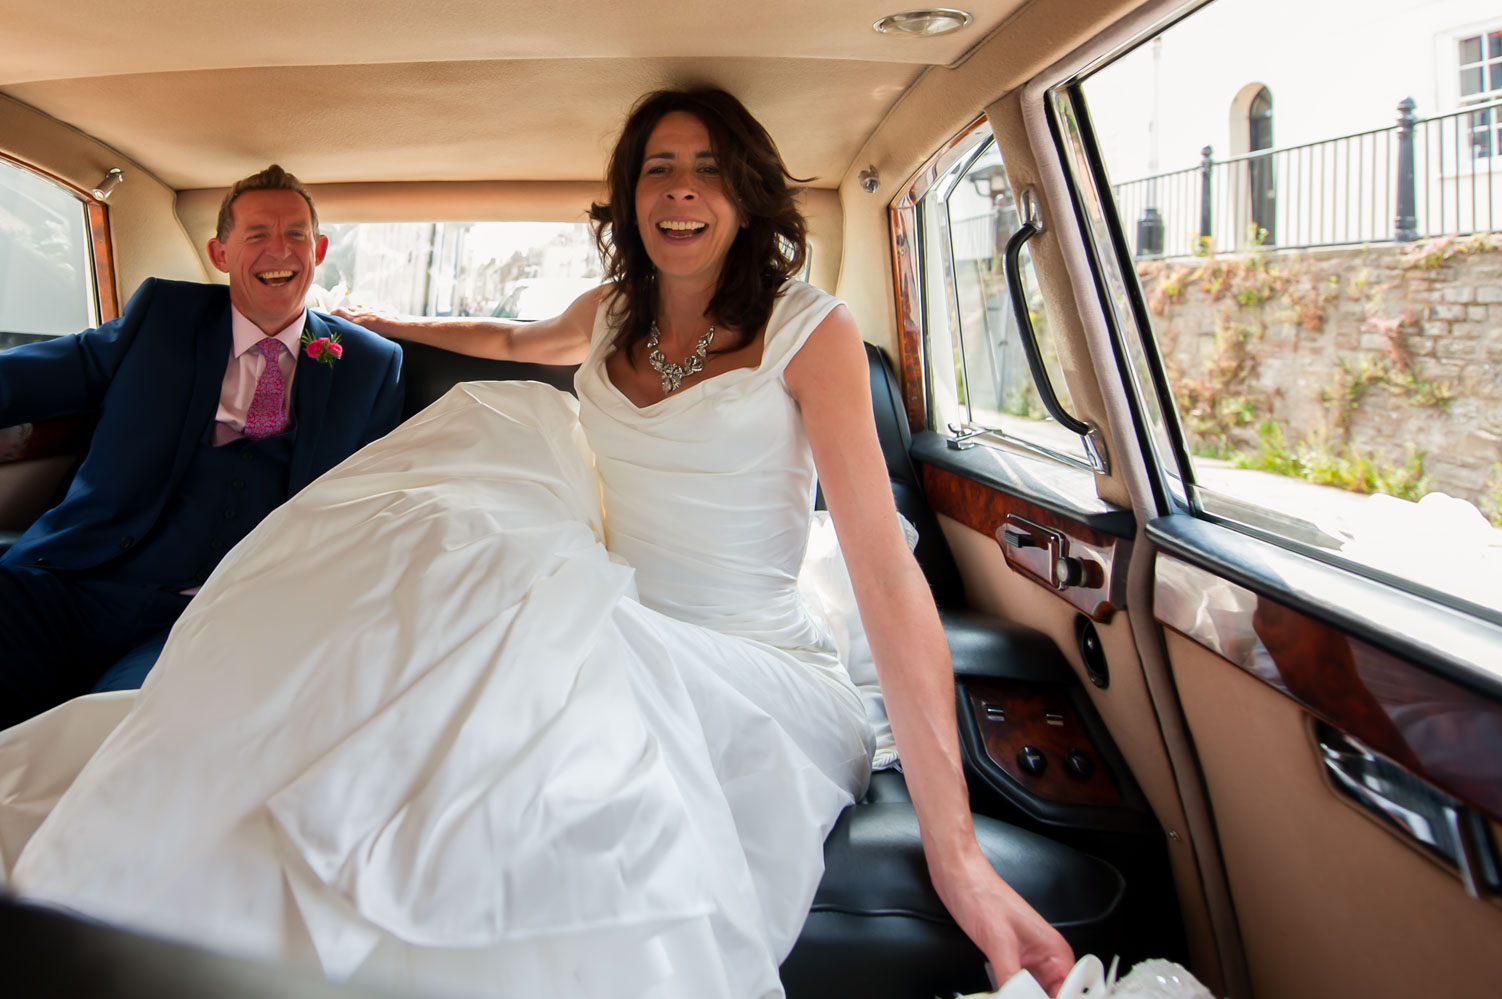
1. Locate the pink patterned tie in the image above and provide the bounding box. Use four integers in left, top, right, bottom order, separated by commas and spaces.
242, 338, 288, 439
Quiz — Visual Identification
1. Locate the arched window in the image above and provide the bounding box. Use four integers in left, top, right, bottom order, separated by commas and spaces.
1248, 87, 1276, 245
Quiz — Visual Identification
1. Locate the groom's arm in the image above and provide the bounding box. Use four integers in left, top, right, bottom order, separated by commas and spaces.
0, 278, 162, 427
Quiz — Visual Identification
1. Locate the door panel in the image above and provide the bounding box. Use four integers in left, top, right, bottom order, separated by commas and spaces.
935, 506, 1223, 985
1169, 631, 1502, 998
1150, 521, 1502, 998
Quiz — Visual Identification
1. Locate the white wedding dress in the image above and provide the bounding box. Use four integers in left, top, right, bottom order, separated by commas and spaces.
2, 281, 875, 999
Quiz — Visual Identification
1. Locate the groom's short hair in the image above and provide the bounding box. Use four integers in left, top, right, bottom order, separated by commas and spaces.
215, 164, 319, 241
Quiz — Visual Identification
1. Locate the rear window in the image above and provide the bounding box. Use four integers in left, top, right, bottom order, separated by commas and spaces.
310, 221, 601, 321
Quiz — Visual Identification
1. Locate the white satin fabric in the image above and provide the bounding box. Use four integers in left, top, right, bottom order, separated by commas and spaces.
5, 281, 874, 999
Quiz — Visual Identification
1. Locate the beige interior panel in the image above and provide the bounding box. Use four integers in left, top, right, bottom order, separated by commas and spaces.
0, 1, 1037, 196
5, 58, 916, 192
938, 513, 1223, 990
0, 1, 1029, 85
1169, 630, 1502, 999
0, 95, 205, 300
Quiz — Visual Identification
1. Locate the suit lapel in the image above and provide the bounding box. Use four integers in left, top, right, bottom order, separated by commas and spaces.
169, 298, 233, 486
289, 312, 335, 492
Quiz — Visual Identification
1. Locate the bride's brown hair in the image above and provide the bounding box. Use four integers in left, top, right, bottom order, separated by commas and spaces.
589, 88, 809, 358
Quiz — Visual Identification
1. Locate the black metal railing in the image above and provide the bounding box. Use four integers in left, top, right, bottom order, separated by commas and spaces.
1114, 97, 1502, 257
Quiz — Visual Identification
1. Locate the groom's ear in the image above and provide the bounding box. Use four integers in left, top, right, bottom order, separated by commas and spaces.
314, 233, 329, 265
207, 238, 230, 274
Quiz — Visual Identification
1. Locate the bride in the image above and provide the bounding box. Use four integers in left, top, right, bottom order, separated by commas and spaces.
4, 88, 1073, 997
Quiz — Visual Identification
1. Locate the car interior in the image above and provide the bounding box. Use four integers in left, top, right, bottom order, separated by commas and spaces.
2, 1, 1500, 997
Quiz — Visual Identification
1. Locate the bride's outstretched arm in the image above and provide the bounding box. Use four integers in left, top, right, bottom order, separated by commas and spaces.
334, 285, 605, 366
787, 306, 1075, 997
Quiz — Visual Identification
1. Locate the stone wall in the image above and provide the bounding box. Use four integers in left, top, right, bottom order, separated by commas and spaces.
1135, 236, 1502, 516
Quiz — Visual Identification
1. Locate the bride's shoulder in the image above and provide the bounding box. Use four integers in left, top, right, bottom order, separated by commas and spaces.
776, 278, 839, 311
770, 280, 844, 336
766, 281, 852, 374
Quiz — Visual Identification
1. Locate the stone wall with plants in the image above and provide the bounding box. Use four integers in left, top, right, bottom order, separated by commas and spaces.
1136, 235, 1502, 524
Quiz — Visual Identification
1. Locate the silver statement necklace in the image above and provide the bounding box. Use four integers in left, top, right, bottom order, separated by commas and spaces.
646, 320, 717, 394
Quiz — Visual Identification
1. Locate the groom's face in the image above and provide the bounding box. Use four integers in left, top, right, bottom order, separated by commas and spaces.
208, 189, 329, 336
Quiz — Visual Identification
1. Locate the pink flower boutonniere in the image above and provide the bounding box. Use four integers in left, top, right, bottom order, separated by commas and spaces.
300, 327, 343, 366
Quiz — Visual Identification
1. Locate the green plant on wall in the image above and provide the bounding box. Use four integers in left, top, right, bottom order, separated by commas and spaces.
1137, 240, 1477, 509
1236, 422, 1431, 501
1323, 354, 1453, 437
1172, 314, 1263, 456
1399, 232, 1502, 271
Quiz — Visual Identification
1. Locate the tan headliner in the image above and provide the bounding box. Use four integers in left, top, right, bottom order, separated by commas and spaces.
0, 0, 1029, 189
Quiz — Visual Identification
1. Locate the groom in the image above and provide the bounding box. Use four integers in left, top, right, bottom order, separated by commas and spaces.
0, 164, 404, 729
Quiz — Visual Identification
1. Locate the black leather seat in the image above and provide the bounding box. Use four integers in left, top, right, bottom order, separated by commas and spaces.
785, 772, 1124, 998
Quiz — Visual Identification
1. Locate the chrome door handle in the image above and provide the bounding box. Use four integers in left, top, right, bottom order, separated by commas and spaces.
1317, 723, 1500, 899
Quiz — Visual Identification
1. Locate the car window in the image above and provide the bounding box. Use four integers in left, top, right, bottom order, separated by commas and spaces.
0, 157, 98, 347
310, 221, 601, 321
907, 124, 1091, 467
1068, 0, 1502, 616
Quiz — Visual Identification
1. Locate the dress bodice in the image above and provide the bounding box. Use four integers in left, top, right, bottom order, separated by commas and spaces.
575, 280, 842, 662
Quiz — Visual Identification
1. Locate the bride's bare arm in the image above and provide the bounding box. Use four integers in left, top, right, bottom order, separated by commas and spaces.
334, 286, 605, 366
786, 305, 1074, 996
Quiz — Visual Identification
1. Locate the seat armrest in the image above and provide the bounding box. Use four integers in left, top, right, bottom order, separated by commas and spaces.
940, 607, 1073, 685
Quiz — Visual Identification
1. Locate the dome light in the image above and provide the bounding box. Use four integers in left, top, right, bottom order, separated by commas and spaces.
873, 9, 974, 37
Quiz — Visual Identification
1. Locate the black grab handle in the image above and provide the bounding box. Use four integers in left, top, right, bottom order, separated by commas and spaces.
1002, 219, 1091, 438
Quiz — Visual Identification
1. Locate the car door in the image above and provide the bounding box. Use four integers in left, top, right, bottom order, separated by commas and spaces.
967, 1, 1502, 996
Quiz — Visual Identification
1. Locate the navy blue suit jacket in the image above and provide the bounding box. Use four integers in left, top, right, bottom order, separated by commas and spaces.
0, 278, 404, 572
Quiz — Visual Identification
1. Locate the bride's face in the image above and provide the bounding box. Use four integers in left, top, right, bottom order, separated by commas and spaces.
634, 112, 744, 287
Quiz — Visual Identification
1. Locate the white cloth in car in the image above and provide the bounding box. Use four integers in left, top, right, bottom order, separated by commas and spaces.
797, 509, 916, 770
7, 281, 875, 999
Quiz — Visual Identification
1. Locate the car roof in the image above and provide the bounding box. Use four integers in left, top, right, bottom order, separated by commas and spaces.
0, 0, 1037, 190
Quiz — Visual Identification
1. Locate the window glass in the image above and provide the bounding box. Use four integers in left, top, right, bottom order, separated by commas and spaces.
1077, 0, 1502, 616
310, 222, 601, 320
1458, 29, 1502, 158
917, 132, 1089, 466
0, 159, 96, 347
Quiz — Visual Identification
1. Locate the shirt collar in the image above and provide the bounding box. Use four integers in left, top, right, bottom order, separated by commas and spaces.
230, 306, 308, 359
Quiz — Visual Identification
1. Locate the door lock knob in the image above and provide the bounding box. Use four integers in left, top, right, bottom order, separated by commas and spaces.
1054, 555, 1085, 588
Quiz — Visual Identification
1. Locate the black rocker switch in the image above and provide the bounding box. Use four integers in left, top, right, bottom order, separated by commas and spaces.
1065, 749, 1095, 780
1017, 746, 1047, 776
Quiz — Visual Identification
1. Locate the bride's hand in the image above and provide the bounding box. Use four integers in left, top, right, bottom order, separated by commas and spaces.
931, 848, 1075, 996
332, 305, 405, 336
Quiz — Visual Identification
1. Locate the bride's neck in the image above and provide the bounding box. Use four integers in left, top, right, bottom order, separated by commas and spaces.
653, 276, 717, 342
